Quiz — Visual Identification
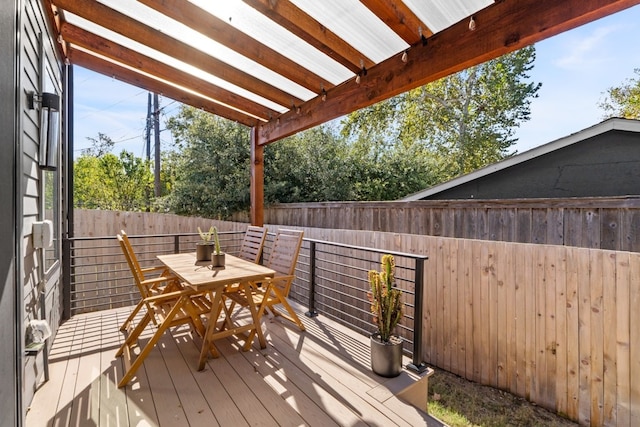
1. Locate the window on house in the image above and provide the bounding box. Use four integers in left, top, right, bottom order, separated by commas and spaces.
43, 168, 59, 272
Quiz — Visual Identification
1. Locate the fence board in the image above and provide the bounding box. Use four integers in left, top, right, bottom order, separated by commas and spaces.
462, 238, 474, 381
578, 247, 592, 425
497, 242, 509, 391
525, 243, 536, 401
555, 246, 568, 416
488, 244, 499, 388
590, 250, 604, 426
480, 243, 491, 385
449, 238, 461, 376
602, 251, 617, 425
544, 245, 557, 410
565, 246, 580, 421
629, 253, 640, 426
514, 243, 527, 398
616, 252, 631, 427
534, 245, 546, 405
472, 240, 483, 383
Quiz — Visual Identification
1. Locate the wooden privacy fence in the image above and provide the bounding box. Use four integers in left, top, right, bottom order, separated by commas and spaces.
234, 197, 640, 252
73, 210, 639, 425
291, 227, 640, 426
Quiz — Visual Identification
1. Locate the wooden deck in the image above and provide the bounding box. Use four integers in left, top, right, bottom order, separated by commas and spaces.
26, 302, 442, 426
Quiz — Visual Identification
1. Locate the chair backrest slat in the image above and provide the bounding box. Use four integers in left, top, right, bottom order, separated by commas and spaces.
117, 233, 151, 298
266, 229, 303, 277
238, 226, 268, 264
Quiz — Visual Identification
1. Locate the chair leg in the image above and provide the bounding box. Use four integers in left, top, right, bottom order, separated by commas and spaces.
270, 288, 306, 331
118, 296, 188, 387
120, 300, 145, 331
116, 311, 152, 357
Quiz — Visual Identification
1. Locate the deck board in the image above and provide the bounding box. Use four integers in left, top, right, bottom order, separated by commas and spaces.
26, 304, 444, 427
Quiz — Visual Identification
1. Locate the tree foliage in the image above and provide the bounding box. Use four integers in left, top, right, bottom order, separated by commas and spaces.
599, 68, 640, 119
74, 151, 153, 211
163, 108, 251, 218
82, 132, 115, 157
342, 46, 541, 181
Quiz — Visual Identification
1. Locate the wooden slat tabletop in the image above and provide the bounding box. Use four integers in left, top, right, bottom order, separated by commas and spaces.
157, 252, 275, 289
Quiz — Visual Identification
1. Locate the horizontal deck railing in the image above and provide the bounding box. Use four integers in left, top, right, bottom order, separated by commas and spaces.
62, 231, 428, 371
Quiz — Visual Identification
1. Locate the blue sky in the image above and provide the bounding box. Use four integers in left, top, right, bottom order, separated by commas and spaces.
73, 4, 640, 157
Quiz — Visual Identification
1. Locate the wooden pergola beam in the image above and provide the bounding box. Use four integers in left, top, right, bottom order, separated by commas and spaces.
69, 48, 260, 127
255, 0, 640, 145
53, 0, 301, 108
241, 0, 375, 72
360, 0, 432, 44
62, 23, 276, 122
138, 0, 329, 94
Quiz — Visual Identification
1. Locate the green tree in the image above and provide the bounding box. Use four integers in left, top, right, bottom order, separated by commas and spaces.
342, 46, 541, 181
265, 124, 353, 202
599, 68, 640, 119
74, 151, 153, 211
164, 108, 251, 218
82, 132, 115, 157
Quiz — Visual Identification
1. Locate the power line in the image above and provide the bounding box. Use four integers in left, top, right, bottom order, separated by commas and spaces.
76, 89, 147, 121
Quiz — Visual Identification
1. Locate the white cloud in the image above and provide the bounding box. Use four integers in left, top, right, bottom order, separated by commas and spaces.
553, 25, 618, 69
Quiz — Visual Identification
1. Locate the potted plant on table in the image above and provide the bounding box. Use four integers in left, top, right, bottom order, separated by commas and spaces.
210, 226, 225, 268
368, 254, 404, 377
196, 226, 215, 261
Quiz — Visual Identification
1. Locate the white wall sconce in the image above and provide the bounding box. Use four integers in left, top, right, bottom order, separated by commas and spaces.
28, 91, 60, 171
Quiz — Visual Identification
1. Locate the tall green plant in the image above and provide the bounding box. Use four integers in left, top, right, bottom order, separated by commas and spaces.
368, 254, 403, 342
212, 226, 222, 255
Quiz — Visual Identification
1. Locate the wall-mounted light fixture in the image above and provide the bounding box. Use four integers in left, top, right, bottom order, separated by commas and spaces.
28, 91, 60, 171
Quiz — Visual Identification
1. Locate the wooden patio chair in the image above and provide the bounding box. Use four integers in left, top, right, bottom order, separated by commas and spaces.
224, 229, 306, 332
115, 286, 212, 387
220, 226, 268, 299
237, 225, 268, 263
117, 231, 182, 332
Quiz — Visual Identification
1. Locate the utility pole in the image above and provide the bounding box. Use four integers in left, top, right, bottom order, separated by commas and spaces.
153, 93, 161, 197
146, 93, 152, 161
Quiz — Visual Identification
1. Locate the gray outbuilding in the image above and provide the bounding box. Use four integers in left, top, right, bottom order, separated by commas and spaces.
403, 118, 640, 201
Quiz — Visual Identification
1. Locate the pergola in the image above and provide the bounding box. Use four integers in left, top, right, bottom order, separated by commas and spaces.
44, 0, 639, 224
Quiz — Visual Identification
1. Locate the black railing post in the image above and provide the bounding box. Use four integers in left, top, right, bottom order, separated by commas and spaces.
407, 256, 428, 373
174, 235, 180, 253
305, 240, 318, 317
62, 237, 71, 320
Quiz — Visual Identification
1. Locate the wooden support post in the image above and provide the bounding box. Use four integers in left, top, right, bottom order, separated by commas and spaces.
250, 127, 264, 226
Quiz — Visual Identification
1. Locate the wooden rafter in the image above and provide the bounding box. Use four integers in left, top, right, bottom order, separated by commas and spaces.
68, 48, 260, 127
241, 0, 374, 72
256, 0, 640, 145
52, 0, 301, 108
360, 0, 432, 44
137, 0, 329, 94
61, 23, 277, 122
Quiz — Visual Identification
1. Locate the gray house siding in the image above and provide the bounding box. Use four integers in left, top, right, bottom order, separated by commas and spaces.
21, 0, 64, 414
429, 130, 640, 200
1, 0, 20, 425
0, 1, 66, 424
403, 119, 640, 201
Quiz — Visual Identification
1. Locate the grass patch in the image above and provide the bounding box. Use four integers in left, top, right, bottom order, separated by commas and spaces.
427, 368, 577, 427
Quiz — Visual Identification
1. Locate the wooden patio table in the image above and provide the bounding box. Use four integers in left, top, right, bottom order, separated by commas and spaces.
157, 252, 275, 370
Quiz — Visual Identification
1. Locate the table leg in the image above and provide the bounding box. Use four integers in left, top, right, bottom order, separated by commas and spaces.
198, 290, 223, 371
